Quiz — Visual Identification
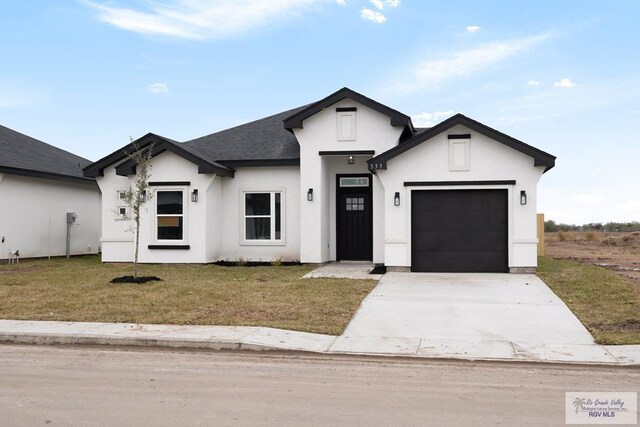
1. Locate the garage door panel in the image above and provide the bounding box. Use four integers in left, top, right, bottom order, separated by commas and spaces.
412, 230, 507, 252
412, 191, 503, 211
412, 251, 508, 273
413, 210, 507, 232
411, 189, 508, 273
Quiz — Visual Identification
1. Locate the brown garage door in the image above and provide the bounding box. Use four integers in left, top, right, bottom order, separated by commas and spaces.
411, 189, 508, 272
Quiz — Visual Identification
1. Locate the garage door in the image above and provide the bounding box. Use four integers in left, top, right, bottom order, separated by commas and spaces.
411, 189, 508, 272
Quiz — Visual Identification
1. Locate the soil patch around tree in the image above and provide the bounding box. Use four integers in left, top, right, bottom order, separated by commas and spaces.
110, 276, 162, 284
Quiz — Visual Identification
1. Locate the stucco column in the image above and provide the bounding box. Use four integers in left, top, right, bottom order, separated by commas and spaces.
299, 148, 325, 263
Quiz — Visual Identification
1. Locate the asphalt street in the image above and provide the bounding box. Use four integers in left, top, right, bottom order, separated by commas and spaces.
0, 345, 637, 426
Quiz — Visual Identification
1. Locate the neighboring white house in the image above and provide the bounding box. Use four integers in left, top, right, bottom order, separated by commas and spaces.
84, 88, 555, 272
0, 125, 101, 261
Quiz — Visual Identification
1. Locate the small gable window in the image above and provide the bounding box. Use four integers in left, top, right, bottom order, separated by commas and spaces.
336, 107, 357, 141
448, 134, 470, 171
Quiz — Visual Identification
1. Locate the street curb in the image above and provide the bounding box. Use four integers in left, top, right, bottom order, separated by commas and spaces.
0, 333, 290, 352
1, 332, 638, 367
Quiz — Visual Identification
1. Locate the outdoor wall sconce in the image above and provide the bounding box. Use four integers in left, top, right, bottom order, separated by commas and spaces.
307, 188, 314, 201
394, 192, 400, 207
347, 155, 355, 165
191, 189, 199, 203
520, 190, 527, 205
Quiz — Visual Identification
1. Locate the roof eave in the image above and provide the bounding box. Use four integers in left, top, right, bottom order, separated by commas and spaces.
112, 138, 234, 178
368, 113, 556, 173
283, 87, 413, 131
0, 165, 97, 185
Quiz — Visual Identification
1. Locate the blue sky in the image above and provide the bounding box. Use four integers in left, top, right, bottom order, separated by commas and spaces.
1, 0, 639, 224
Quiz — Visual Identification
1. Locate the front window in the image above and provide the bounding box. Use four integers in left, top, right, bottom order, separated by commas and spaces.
244, 191, 282, 242
157, 190, 184, 240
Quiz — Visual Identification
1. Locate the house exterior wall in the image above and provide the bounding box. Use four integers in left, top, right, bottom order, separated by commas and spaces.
97, 151, 216, 263
294, 98, 404, 263
219, 166, 300, 262
376, 124, 545, 269
0, 173, 101, 260
97, 154, 300, 264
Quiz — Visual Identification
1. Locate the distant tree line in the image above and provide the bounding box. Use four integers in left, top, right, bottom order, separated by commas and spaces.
544, 220, 640, 232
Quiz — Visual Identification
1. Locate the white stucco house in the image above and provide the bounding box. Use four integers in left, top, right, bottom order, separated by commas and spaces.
84, 88, 555, 272
0, 125, 101, 261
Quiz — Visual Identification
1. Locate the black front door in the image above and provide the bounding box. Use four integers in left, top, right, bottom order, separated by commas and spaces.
337, 175, 373, 261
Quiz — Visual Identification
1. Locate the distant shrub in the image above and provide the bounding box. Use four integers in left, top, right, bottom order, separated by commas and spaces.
585, 231, 598, 241
557, 230, 568, 241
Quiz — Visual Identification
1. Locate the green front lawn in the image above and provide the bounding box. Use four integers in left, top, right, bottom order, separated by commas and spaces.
0, 256, 376, 336
537, 257, 640, 345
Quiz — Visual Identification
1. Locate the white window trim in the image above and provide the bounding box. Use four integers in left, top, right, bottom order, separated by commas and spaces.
241, 189, 286, 246
448, 138, 470, 171
154, 187, 188, 244
337, 111, 356, 141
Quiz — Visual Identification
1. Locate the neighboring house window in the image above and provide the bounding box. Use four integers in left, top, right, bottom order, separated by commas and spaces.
243, 191, 283, 243
156, 190, 185, 240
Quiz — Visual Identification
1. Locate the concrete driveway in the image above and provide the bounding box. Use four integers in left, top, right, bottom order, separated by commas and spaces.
329, 273, 615, 362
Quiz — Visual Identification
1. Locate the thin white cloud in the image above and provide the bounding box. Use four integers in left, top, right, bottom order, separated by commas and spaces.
370, 0, 384, 10
390, 33, 549, 93
360, 8, 386, 23
148, 83, 169, 94
80, 0, 328, 40
336, 0, 346, 4
569, 193, 603, 204
465, 25, 480, 33
554, 78, 576, 88
412, 111, 455, 127
385, 0, 400, 6
527, 80, 540, 86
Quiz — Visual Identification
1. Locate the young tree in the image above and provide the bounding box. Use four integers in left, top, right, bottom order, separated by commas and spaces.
122, 140, 153, 279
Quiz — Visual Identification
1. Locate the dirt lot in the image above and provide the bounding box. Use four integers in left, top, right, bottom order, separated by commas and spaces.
545, 231, 640, 288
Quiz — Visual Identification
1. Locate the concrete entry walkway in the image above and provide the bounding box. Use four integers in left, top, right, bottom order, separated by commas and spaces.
303, 261, 383, 280
330, 273, 615, 363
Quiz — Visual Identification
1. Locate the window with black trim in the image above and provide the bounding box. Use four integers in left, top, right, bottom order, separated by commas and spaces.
244, 191, 282, 242
156, 190, 184, 240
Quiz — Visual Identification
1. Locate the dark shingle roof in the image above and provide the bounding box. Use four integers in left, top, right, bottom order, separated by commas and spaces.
0, 124, 93, 182
182, 106, 307, 165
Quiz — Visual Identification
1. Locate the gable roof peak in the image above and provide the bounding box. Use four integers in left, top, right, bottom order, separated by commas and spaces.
368, 113, 556, 172
283, 87, 414, 132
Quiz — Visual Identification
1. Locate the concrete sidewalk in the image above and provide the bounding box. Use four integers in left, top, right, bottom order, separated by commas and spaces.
0, 319, 638, 366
